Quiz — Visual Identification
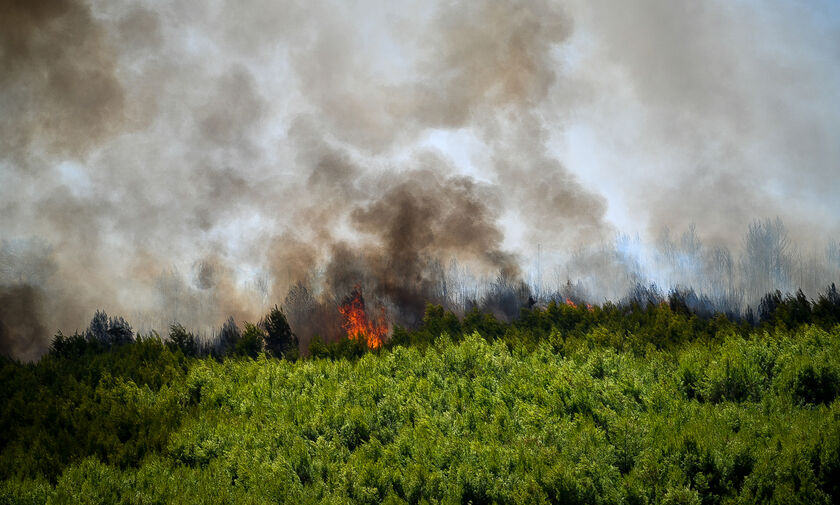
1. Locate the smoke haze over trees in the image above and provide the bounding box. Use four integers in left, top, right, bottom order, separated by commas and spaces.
1, 0, 840, 359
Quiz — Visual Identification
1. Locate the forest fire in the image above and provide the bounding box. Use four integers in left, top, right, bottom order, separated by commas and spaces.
566, 298, 594, 312
338, 288, 387, 349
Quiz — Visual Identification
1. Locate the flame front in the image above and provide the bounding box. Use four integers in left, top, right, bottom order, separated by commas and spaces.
338, 288, 386, 349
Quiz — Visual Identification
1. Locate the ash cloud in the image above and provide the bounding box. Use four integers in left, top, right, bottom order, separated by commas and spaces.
1, 0, 839, 358
345, 166, 519, 324
563, 0, 840, 245
0, 0, 125, 162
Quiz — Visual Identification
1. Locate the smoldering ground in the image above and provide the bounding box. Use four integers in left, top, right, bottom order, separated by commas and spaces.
1, 0, 839, 359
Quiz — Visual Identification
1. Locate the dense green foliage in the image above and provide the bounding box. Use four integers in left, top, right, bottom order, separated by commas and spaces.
2, 298, 840, 504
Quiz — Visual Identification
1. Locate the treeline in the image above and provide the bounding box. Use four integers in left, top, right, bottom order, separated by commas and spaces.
556, 219, 840, 310
49, 306, 299, 361
130, 219, 840, 339
311, 284, 840, 360
39, 284, 840, 364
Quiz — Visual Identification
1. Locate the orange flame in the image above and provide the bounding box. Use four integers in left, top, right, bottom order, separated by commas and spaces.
565, 298, 577, 309
338, 288, 386, 349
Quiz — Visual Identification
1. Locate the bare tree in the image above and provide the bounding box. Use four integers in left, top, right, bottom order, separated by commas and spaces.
740, 218, 792, 303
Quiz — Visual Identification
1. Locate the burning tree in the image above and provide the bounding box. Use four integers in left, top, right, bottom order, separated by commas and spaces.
338, 288, 387, 349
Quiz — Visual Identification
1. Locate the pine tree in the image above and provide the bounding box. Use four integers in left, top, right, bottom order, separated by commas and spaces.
261, 305, 298, 359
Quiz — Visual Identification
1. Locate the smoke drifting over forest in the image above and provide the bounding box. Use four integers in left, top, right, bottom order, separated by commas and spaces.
2, 0, 839, 359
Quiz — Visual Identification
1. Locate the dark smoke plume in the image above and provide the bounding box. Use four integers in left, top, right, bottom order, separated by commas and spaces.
0, 0, 125, 161
0, 285, 48, 360
1, 0, 839, 359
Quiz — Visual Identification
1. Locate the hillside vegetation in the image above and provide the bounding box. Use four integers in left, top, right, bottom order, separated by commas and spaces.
2, 296, 840, 504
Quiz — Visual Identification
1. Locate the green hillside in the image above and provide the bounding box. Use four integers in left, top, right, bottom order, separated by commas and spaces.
2, 320, 839, 504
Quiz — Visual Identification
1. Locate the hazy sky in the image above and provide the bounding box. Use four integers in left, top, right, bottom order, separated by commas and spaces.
2, 0, 839, 358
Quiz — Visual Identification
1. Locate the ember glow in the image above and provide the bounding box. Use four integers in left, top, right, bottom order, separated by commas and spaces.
338, 288, 387, 349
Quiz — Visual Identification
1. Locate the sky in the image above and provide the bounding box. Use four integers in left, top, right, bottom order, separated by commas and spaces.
2, 0, 840, 359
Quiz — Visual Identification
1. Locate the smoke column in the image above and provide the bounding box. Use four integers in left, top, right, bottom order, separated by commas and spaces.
1, 0, 839, 359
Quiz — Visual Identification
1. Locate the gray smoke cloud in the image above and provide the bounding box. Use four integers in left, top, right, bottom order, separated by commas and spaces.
1, 0, 839, 359
562, 0, 840, 244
